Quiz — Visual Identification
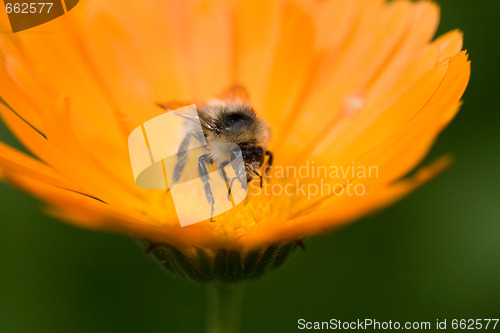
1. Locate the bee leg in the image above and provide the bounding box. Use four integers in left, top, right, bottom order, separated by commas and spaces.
218, 161, 232, 200
228, 173, 246, 197
172, 130, 204, 185
198, 153, 215, 222
219, 161, 230, 183
228, 148, 248, 196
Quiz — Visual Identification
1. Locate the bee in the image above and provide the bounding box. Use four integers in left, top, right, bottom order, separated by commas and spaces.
157, 85, 273, 220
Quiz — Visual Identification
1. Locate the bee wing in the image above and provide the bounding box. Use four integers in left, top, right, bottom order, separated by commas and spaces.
218, 84, 251, 102
156, 100, 217, 132
155, 100, 193, 111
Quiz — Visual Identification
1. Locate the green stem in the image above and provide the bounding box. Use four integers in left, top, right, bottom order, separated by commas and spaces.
206, 282, 245, 333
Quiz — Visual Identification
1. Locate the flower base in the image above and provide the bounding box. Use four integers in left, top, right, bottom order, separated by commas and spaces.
140, 241, 299, 283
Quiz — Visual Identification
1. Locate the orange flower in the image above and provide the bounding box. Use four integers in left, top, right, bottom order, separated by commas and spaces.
0, 0, 469, 262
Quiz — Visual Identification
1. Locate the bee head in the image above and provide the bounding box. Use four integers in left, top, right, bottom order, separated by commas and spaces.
241, 146, 265, 173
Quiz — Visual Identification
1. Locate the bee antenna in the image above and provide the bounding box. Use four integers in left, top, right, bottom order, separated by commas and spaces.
253, 169, 263, 188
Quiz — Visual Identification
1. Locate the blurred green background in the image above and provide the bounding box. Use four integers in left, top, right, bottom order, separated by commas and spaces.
1, 0, 499, 332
